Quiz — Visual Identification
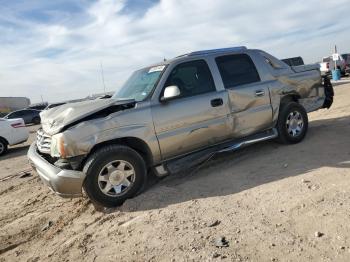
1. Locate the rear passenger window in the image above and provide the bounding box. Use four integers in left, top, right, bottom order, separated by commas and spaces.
216, 54, 260, 88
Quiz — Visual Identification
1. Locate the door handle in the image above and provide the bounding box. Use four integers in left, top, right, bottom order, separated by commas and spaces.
211, 98, 223, 107
255, 90, 265, 97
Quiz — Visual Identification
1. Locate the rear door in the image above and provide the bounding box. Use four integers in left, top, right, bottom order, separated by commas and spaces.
152, 59, 232, 160
215, 54, 273, 138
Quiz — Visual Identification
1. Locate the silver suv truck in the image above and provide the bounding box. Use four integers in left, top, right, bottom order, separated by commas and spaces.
28, 47, 333, 207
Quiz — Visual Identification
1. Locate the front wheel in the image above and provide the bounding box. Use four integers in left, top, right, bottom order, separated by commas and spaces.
83, 145, 147, 207
276, 102, 308, 144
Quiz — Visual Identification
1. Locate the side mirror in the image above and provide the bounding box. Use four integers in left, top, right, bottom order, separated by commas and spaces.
160, 85, 181, 102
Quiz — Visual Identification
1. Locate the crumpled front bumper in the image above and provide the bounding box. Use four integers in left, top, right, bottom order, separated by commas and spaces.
27, 143, 85, 198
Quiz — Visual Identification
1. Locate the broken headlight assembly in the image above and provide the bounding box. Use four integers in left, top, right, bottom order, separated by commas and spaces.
50, 133, 66, 158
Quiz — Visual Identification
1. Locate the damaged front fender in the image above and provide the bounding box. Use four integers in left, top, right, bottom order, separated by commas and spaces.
51, 101, 162, 165
41, 98, 136, 136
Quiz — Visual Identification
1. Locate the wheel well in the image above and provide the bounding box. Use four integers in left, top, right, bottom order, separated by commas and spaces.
280, 94, 300, 105
84, 137, 153, 169
0, 136, 9, 145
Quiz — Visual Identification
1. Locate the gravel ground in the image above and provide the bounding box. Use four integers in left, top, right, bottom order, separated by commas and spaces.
1, 81, 350, 262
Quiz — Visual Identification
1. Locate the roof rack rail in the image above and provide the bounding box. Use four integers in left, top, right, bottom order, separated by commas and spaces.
188, 46, 247, 56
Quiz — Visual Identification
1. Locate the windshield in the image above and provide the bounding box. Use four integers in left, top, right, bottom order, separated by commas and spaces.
112, 65, 166, 102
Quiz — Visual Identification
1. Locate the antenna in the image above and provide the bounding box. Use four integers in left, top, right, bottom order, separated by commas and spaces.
100, 61, 106, 94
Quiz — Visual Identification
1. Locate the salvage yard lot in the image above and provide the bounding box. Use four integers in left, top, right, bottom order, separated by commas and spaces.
1, 81, 350, 261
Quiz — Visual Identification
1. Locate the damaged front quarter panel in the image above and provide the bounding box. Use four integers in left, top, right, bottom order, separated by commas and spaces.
41, 98, 136, 136
48, 100, 161, 165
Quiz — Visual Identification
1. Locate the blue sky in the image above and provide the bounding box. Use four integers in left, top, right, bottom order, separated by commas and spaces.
0, 0, 349, 103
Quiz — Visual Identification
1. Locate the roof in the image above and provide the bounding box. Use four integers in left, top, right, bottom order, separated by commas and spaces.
175, 46, 247, 58
137, 46, 249, 70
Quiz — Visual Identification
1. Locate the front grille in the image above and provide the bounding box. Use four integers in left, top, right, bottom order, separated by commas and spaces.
36, 129, 52, 154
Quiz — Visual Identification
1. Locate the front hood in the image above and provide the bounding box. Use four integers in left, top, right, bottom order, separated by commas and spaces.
41, 98, 135, 135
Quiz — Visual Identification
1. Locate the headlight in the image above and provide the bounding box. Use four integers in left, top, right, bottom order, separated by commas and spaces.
50, 133, 66, 158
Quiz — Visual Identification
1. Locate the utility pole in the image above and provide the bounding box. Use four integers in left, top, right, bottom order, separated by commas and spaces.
100, 62, 106, 94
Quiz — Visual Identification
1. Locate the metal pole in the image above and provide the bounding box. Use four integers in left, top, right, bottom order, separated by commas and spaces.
100, 62, 106, 94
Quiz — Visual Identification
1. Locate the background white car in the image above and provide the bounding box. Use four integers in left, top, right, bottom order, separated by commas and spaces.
0, 118, 29, 155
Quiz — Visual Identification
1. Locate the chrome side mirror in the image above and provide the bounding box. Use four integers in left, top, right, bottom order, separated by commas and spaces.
161, 85, 181, 102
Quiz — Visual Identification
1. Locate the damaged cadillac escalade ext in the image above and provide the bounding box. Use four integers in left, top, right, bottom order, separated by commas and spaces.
28, 46, 333, 207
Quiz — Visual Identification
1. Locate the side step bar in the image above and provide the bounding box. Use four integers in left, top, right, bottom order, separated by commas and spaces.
218, 128, 278, 153
157, 128, 278, 176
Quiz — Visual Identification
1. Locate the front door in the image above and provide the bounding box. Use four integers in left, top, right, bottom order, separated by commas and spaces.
152, 59, 232, 160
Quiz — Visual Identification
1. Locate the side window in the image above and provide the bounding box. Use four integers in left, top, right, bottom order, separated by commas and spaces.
10, 112, 19, 118
17, 111, 26, 116
216, 54, 260, 88
164, 60, 216, 98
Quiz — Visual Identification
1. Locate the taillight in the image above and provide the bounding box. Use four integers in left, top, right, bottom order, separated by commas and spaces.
11, 122, 25, 128
326, 63, 329, 69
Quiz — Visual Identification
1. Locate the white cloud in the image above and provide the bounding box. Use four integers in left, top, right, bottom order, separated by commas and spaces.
0, 0, 349, 103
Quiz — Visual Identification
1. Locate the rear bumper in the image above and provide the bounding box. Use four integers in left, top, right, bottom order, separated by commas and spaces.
322, 76, 334, 109
8, 127, 29, 146
27, 143, 85, 198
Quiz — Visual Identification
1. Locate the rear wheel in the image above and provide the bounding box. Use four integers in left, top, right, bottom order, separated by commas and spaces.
276, 102, 308, 144
0, 138, 8, 156
83, 145, 147, 207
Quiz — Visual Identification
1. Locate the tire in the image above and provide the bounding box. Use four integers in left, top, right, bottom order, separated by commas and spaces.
276, 102, 308, 144
32, 117, 41, 125
0, 138, 8, 156
83, 145, 147, 207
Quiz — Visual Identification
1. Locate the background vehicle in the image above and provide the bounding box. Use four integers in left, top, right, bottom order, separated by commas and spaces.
320, 55, 347, 76
281, 56, 304, 66
27, 103, 48, 110
0, 118, 29, 155
44, 102, 67, 110
28, 46, 333, 208
5, 109, 41, 125
341, 53, 350, 73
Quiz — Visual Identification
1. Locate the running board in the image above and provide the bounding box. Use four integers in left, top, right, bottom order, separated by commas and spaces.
160, 128, 278, 176
218, 128, 278, 153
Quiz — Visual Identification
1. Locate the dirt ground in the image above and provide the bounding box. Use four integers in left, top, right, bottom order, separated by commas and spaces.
1, 80, 350, 262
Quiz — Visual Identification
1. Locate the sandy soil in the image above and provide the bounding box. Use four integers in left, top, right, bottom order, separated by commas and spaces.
1, 81, 350, 262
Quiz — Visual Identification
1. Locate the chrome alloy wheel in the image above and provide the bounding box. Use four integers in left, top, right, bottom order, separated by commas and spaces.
286, 111, 304, 137
98, 160, 136, 196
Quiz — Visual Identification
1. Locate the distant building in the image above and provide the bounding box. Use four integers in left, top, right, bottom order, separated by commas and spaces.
0, 97, 31, 115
